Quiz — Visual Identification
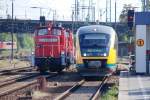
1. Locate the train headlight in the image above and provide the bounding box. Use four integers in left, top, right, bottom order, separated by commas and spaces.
103, 53, 107, 56
61, 51, 65, 55
83, 53, 87, 56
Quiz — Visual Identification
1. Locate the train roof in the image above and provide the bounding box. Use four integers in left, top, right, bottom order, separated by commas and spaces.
77, 25, 116, 35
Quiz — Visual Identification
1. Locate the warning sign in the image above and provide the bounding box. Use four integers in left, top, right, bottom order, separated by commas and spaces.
137, 39, 144, 46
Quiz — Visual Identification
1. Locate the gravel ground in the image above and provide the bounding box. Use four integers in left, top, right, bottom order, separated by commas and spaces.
0, 65, 80, 100
31, 71, 82, 100
117, 64, 129, 71
107, 75, 119, 85
0, 72, 47, 100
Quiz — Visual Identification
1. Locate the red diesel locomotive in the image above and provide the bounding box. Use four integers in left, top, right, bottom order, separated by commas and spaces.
34, 23, 75, 73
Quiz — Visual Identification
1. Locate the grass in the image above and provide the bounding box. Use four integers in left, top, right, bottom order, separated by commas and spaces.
101, 85, 118, 100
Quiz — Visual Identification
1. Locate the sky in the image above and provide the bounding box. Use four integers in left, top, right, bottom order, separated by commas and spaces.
0, 0, 142, 22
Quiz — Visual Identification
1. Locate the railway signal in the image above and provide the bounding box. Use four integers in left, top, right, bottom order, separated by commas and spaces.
127, 10, 134, 30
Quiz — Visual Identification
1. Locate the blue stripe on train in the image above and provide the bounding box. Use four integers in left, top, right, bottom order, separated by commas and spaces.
106, 64, 117, 70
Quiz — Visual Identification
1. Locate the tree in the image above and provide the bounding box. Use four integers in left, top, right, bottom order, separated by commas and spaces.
119, 4, 136, 43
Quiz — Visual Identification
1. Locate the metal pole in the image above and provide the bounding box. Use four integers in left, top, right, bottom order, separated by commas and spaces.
87, 0, 90, 22
99, 9, 102, 21
82, 0, 85, 21
40, 8, 42, 16
11, 0, 14, 61
106, 0, 107, 22
91, 6, 95, 22
143, 0, 146, 11
77, 0, 79, 21
75, 0, 77, 21
93, 6, 95, 22
110, 0, 111, 22
115, 0, 116, 30
146, 0, 149, 11
72, 10, 74, 32
74, 0, 77, 30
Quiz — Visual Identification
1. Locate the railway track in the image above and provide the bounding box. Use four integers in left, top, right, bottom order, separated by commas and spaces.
0, 73, 58, 99
90, 76, 108, 100
0, 67, 35, 75
0, 73, 39, 88
54, 76, 109, 100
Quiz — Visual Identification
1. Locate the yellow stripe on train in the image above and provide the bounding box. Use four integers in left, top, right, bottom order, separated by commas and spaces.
107, 48, 117, 64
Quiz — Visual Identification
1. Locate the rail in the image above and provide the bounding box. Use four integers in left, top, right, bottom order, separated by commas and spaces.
0, 73, 58, 97
55, 76, 109, 100
90, 76, 109, 100
54, 79, 85, 100
0, 67, 34, 75
0, 73, 39, 88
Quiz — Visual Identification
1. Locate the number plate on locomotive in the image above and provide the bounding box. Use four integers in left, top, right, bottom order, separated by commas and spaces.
39, 38, 58, 42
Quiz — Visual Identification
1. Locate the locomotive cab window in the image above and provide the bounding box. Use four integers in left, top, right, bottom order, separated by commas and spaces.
52, 28, 61, 35
38, 28, 48, 35
79, 33, 110, 47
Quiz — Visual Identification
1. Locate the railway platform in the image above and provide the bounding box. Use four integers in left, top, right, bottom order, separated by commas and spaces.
118, 71, 150, 100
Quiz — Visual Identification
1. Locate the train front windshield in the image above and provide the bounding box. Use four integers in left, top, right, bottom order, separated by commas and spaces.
37, 28, 48, 35
79, 33, 110, 57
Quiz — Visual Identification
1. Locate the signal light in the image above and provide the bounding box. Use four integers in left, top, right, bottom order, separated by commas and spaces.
127, 10, 134, 30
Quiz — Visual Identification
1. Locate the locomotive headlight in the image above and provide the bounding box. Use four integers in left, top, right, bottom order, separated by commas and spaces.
103, 53, 107, 56
61, 51, 65, 55
83, 53, 87, 56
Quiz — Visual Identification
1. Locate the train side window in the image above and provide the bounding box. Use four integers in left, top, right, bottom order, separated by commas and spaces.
38, 28, 48, 35
52, 29, 61, 35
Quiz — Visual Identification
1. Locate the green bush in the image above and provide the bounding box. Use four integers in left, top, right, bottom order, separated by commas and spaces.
0, 33, 34, 50
101, 85, 118, 100
21, 34, 34, 49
